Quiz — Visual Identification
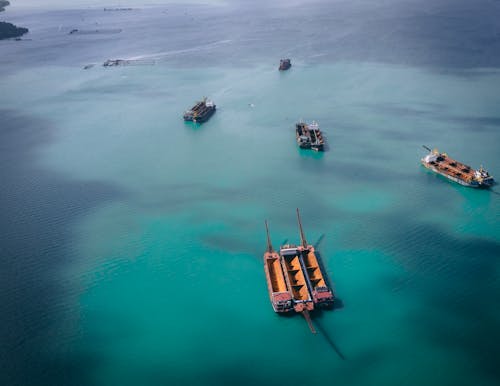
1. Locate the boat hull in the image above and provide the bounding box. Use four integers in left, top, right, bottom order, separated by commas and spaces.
183, 100, 216, 123
264, 251, 293, 313
421, 161, 492, 188
280, 246, 314, 312
298, 246, 334, 308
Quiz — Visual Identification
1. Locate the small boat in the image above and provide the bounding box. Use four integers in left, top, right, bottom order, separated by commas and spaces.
263, 221, 293, 313
183, 97, 216, 123
103, 59, 128, 67
296, 121, 325, 151
421, 146, 495, 188
279, 58, 291, 71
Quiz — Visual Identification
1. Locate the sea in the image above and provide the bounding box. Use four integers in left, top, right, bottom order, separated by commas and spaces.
1, 1, 499, 385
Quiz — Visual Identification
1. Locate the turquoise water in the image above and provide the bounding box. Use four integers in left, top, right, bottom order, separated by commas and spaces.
1, 2, 500, 386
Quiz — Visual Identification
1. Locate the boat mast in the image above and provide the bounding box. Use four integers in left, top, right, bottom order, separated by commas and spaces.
265, 220, 274, 253
296, 208, 308, 248
422, 145, 432, 152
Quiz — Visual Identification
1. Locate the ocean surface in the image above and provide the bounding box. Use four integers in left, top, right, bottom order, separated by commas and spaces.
1, 1, 500, 386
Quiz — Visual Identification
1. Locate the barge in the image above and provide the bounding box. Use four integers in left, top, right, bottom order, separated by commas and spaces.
263, 210, 335, 333
296, 209, 334, 308
263, 221, 293, 313
421, 146, 494, 188
279, 58, 291, 71
183, 97, 216, 123
279, 244, 314, 313
296, 121, 325, 151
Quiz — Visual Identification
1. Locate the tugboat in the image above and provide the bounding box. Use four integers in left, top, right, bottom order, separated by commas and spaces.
263, 221, 293, 313
296, 121, 325, 151
183, 97, 216, 123
421, 146, 495, 188
295, 209, 334, 308
279, 58, 291, 71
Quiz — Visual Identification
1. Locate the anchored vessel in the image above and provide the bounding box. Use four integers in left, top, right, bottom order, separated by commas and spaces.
263, 210, 335, 333
263, 221, 293, 313
279, 58, 291, 71
421, 146, 494, 188
183, 97, 216, 123
103, 59, 128, 66
296, 121, 325, 151
296, 208, 334, 308
280, 244, 314, 312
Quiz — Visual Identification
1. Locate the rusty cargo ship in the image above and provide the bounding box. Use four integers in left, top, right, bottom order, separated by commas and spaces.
296, 121, 325, 151
183, 97, 216, 123
421, 146, 494, 188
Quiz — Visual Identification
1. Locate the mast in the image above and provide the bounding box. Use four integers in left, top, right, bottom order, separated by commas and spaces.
265, 220, 273, 253
296, 208, 308, 248
422, 145, 432, 152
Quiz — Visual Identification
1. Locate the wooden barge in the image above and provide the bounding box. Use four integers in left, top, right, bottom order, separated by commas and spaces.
183, 97, 216, 123
421, 146, 494, 188
296, 121, 325, 151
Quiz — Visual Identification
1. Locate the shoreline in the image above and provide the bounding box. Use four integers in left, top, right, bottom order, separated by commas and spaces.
0, 0, 29, 40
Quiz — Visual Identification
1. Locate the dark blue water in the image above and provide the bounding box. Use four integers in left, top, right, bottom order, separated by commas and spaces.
1, 1, 499, 386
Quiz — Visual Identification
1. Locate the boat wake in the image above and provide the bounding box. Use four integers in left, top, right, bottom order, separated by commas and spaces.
314, 318, 346, 360
127, 39, 233, 61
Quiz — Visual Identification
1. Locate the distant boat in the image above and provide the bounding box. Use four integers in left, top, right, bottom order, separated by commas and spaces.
296, 120, 325, 151
183, 97, 216, 123
421, 146, 494, 188
103, 59, 128, 67
279, 58, 291, 71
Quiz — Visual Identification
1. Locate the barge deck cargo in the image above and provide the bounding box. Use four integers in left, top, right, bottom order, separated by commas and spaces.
264, 221, 293, 313
296, 209, 334, 307
279, 244, 314, 312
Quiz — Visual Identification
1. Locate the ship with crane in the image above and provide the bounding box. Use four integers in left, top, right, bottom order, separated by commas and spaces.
263, 209, 335, 333
421, 145, 494, 188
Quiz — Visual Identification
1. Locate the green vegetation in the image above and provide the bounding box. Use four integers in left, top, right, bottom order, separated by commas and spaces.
0, 21, 28, 39
0, 1, 29, 39
0, 1, 10, 12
